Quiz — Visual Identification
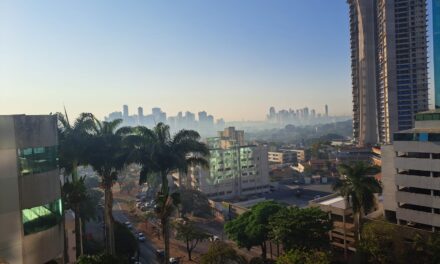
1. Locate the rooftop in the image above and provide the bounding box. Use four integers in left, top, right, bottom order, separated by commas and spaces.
318, 196, 348, 210
415, 109, 440, 122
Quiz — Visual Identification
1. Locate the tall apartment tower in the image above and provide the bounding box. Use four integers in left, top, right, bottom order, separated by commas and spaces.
348, 0, 379, 146
434, 0, 440, 108
348, 0, 429, 146
122, 105, 129, 119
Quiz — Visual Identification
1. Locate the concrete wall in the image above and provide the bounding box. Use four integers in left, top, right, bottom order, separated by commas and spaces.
0, 115, 63, 264
0, 116, 23, 264
21, 170, 61, 209
382, 144, 398, 212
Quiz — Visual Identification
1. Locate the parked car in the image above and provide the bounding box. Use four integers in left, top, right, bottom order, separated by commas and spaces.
124, 221, 132, 229
209, 235, 220, 242
156, 249, 165, 259
138, 235, 145, 242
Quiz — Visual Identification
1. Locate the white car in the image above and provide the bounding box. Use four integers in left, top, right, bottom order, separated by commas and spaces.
209, 235, 220, 242
124, 221, 132, 228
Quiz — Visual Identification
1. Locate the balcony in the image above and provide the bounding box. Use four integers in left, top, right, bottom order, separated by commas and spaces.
394, 157, 440, 172
396, 174, 440, 191
396, 191, 440, 209
397, 207, 440, 227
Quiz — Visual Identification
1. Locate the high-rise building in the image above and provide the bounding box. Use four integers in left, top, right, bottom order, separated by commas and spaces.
198, 111, 208, 122
185, 128, 270, 199
123, 104, 129, 118
325, 104, 329, 117
434, 0, 440, 108
348, 0, 429, 146
382, 110, 440, 231
138, 107, 143, 118
0, 115, 64, 264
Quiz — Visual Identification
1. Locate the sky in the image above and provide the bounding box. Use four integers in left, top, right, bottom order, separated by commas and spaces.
0, 1, 435, 121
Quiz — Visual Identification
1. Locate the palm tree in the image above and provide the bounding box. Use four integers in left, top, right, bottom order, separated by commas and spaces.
333, 162, 382, 241
129, 123, 209, 264
57, 111, 96, 257
87, 118, 132, 255
63, 176, 88, 257
57, 111, 96, 181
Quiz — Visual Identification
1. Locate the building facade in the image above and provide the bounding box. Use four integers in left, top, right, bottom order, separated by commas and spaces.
348, 0, 429, 145
434, 0, 440, 108
382, 110, 440, 231
0, 115, 64, 264
268, 150, 297, 164
187, 128, 270, 199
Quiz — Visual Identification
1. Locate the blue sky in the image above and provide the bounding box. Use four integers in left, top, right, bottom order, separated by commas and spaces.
0, 1, 434, 121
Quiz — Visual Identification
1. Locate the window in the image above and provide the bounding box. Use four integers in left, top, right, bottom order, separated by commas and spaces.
22, 199, 63, 235
18, 146, 58, 175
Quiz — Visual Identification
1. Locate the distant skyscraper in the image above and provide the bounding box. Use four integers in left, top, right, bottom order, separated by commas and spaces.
434, 0, 440, 108
198, 111, 208, 122
348, 0, 429, 145
325, 104, 329, 117
138, 107, 143, 117
123, 105, 129, 118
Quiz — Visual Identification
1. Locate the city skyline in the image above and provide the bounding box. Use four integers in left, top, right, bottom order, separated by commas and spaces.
0, 1, 435, 121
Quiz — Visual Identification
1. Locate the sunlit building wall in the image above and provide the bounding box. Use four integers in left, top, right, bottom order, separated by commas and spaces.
434, 0, 440, 108
348, 0, 429, 145
0, 115, 64, 264
187, 129, 270, 199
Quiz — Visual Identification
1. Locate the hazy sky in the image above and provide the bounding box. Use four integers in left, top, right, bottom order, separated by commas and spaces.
0, 1, 435, 121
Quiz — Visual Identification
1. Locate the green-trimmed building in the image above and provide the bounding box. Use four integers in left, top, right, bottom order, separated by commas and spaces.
0, 115, 64, 264
187, 128, 270, 199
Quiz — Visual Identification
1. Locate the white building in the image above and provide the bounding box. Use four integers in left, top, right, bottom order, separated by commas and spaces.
185, 128, 270, 199
382, 110, 440, 231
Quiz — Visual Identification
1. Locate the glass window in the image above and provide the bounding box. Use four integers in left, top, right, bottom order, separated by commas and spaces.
17, 146, 58, 175
22, 199, 62, 235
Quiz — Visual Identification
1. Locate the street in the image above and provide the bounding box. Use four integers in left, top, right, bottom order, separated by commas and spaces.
113, 202, 158, 264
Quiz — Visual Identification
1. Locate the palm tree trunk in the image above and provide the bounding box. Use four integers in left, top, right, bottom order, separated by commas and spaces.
186, 239, 192, 260
72, 164, 82, 257
104, 184, 116, 255
355, 212, 361, 242
261, 242, 267, 260
162, 216, 170, 264
72, 162, 78, 181
74, 204, 83, 257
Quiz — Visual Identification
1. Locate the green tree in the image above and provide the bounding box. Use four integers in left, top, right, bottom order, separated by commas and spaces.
58, 111, 96, 256
87, 119, 132, 255
200, 241, 247, 264
269, 207, 332, 251
174, 220, 210, 260
333, 162, 382, 241
63, 176, 88, 257
358, 221, 401, 264
225, 201, 285, 260
276, 249, 331, 264
128, 123, 209, 264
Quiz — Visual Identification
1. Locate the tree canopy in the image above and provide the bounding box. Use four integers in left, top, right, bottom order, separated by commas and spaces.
269, 207, 332, 251
200, 241, 247, 264
174, 220, 210, 260
276, 249, 331, 264
225, 201, 285, 259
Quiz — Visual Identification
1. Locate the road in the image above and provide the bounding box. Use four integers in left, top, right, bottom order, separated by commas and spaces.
113, 202, 158, 264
